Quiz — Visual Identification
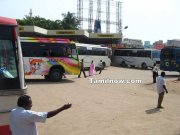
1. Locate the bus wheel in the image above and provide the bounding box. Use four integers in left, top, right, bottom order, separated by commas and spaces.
121, 61, 126, 67
49, 68, 63, 82
142, 63, 147, 69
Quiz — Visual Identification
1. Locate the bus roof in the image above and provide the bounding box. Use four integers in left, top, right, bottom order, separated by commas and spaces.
0, 16, 17, 25
115, 48, 159, 51
20, 37, 72, 44
76, 43, 109, 49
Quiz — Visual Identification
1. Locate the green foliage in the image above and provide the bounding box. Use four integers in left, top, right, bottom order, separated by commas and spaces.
17, 12, 80, 30
61, 12, 80, 30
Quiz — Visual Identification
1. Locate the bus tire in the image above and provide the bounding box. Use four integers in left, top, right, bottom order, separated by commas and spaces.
49, 68, 63, 82
142, 63, 147, 69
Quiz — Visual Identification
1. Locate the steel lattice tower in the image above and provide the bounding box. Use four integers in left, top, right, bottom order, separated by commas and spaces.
77, 0, 83, 28
88, 0, 93, 32
116, 1, 122, 34
96, 0, 101, 20
77, 0, 122, 33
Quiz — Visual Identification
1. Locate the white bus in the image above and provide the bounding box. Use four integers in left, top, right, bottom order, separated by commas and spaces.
0, 16, 26, 135
76, 43, 111, 69
111, 48, 160, 69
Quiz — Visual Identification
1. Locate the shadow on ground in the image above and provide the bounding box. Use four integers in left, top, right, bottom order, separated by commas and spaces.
145, 108, 161, 114
165, 75, 180, 78
111, 65, 152, 71
25, 79, 75, 85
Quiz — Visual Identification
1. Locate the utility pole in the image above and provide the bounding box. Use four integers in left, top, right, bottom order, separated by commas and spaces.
29, 9, 33, 18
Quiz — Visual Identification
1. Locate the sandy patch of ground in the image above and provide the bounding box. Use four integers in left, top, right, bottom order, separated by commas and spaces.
26, 66, 180, 135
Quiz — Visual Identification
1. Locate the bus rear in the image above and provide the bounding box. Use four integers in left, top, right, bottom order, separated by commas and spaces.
160, 47, 180, 72
0, 16, 26, 135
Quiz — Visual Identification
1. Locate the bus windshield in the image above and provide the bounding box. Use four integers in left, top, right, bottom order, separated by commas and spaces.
0, 26, 17, 79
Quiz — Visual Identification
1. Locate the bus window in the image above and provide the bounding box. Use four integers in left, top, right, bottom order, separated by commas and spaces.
0, 35, 17, 79
161, 49, 173, 59
144, 51, 151, 58
71, 46, 78, 59
77, 46, 87, 55
131, 50, 137, 56
176, 50, 180, 59
152, 51, 160, 58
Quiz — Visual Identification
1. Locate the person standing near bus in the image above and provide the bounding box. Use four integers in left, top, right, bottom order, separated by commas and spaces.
152, 63, 158, 83
89, 60, 95, 76
9, 95, 72, 135
96, 60, 103, 74
78, 59, 86, 78
156, 71, 168, 109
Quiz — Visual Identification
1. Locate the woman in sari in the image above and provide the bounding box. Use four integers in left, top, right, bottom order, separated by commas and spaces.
89, 60, 95, 76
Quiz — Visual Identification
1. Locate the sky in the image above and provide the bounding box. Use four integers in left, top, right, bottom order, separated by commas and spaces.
1, 0, 180, 44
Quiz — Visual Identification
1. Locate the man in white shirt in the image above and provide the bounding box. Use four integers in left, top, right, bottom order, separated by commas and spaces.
9, 95, 71, 135
96, 60, 103, 74
156, 72, 168, 109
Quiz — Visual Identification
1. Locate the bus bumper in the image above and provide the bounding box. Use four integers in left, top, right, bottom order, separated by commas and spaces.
0, 125, 11, 135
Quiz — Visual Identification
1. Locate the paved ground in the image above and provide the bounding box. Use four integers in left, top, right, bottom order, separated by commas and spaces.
25, 66, 180, 135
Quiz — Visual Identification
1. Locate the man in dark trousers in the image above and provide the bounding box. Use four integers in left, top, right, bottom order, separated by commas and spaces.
9, 95, 71, 135
152, 63, 158, 83
78, 59, 86, 78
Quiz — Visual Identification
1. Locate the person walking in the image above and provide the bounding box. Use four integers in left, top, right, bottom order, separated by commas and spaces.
152, 63, 158, 83
9, 95, 72, 135
78, 59, 86, 78
89, 60, 95, 76
96, 60, 103, 74
156, 71, 168, 109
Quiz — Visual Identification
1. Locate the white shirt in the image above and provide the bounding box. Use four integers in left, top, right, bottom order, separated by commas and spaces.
9, 107, 47, 135
156, 76, 166, 94
97, 62, 103, 68
152, 66, 158, 72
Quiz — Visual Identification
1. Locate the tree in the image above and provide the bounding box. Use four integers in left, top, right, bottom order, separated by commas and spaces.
17, 16, 63, 30
16, 12, 80, 30
61, 12, 80, 30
